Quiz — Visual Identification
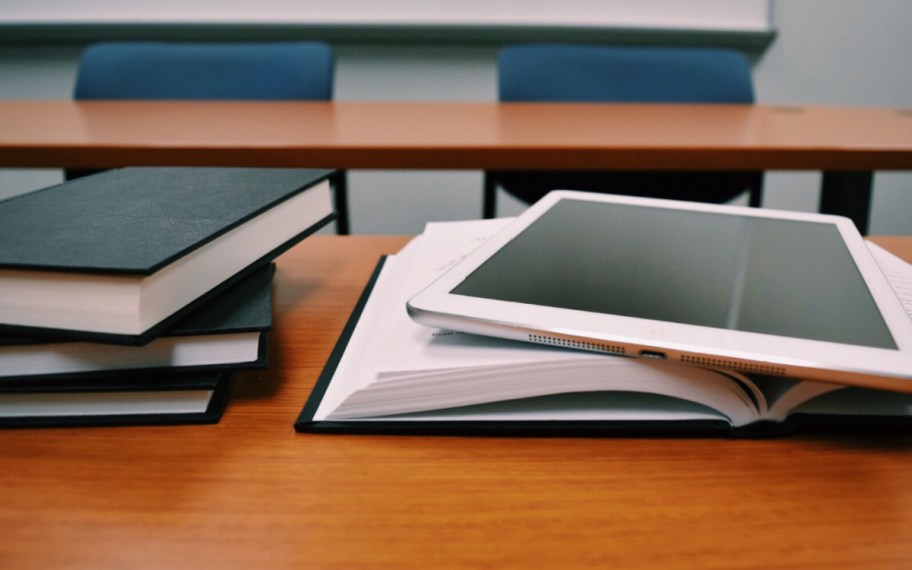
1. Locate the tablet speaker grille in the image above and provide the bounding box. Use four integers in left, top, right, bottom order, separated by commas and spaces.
529, 334, 627, 355
680, 355, 787, 377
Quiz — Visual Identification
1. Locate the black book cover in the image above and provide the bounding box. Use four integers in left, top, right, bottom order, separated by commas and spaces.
165, 262, 275, 338
0, 167, 334, 344
0, 370, 235, 429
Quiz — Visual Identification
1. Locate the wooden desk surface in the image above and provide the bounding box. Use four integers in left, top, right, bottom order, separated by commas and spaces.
2, 100, 912, 171
0, 235, 910, 569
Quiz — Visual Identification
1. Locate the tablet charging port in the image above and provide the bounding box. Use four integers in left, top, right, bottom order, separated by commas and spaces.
639, 350, 667, 360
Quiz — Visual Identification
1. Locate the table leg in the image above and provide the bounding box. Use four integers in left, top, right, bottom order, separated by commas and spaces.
482, 172, 497, 219
332, 171, 350, 235
819, 171, 873, 235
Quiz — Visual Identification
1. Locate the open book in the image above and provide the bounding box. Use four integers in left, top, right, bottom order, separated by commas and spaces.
296, 219, 912, 437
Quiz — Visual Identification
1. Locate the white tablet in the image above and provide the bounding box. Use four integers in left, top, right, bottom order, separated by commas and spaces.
407, 191, 912, 393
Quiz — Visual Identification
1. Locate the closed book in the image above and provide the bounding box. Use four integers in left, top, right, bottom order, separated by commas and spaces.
0, 263, 275, 381
0, 369, 234, 429
0, 167, 334, 344
296, 219, 912, 437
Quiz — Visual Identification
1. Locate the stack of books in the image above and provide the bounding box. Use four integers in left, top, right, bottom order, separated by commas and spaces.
1, 167, 335, 428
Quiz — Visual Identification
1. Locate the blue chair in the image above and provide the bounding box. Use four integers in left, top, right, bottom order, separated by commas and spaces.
71, 41, 350, 234
483, 44, 763, 218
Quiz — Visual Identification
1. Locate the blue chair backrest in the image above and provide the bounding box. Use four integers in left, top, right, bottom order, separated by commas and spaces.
498, 44, 754, 104
74, 42, 333, 100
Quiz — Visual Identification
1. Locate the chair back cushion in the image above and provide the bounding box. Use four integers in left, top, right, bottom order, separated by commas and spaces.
499, 44, 753, 104
74, 42, 333, 100
489, 44, 760, 208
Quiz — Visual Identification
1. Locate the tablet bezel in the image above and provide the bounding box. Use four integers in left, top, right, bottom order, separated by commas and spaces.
407, 191, 912, 393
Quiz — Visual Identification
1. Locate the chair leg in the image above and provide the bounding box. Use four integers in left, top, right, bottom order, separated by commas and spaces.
332, 171, 350, 235
482, 173, 497, 219
65, 168, 104, 181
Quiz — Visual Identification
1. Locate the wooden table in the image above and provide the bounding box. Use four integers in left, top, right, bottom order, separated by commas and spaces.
1, 236, 910, 569
2, 101, 912, 233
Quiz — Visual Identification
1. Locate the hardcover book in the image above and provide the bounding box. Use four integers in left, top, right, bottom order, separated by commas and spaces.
0, 263, 275, 381
296, 219, 912, 437
0, 369, 235, 429
0, 167, 334, 344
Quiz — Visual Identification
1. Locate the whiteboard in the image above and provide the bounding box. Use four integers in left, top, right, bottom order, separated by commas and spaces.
3, 0, 772, 33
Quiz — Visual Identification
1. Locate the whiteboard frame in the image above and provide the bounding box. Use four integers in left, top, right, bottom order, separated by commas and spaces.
0, 0, 775, 50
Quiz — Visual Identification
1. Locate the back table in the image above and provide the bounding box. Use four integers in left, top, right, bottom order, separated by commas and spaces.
2, 101, 912, 232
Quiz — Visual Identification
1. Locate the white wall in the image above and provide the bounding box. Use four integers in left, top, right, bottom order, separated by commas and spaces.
0, 44, 83, 204
1, 0, 910, 235
753, 0, 912, 235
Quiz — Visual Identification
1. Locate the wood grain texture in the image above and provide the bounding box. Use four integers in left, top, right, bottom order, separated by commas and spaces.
0, 235, 910, 569
1, 101, 911, 171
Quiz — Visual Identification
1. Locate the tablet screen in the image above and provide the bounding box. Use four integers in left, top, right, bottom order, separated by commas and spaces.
451, 198, 896, 349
